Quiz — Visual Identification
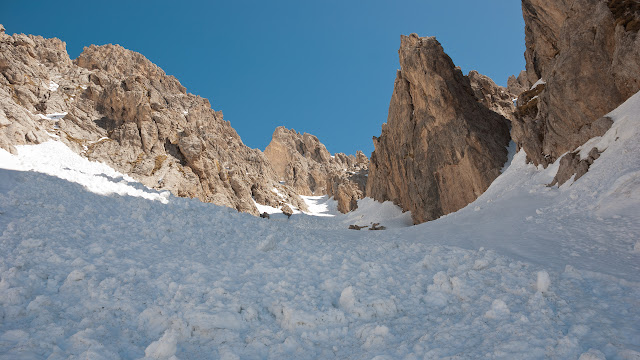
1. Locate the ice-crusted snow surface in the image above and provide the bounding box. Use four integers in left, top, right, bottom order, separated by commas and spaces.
0, 93, 639, 359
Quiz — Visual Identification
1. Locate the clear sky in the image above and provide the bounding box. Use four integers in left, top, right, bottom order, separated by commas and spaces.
3, 0, 525, 156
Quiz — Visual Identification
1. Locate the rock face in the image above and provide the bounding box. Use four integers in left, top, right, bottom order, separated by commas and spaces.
507, 71, 531, 98
468, 70, 517, 121
549, 145, 605, 187
367, 34, 511, 224
514, 0, 640, 166
264, 126, 368, 213
0, 26, 307, 214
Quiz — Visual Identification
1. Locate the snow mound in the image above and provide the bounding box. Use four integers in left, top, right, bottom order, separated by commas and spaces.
536, 270, 551, 293
341, 197, 413, 229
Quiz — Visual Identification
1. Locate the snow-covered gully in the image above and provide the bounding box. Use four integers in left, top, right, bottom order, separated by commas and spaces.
1, 93, 639, 359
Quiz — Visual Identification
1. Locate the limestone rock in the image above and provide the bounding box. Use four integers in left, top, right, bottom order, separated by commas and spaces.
507, 71, 531, 98
281, 204, 293, 218
0, 25, 307, 215
348, 224, 368, 230
549, 142, 606, 187
264, 126, 368, 213
369, 223, 386, 231
514, 0, 640, 166
367, 34, 511, 224
468, 70, 517, 121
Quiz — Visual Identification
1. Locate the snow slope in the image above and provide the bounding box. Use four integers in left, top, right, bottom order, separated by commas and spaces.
0, 93, 639, 359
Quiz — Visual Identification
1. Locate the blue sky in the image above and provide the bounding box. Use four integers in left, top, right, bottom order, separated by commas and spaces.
3, 1, 525, 156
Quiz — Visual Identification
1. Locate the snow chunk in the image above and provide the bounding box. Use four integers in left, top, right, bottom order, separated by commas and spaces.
144, 330, 178, 359
66, 269, 85, 282
578, 349, 606, 360
257, 234, 277, 252
484, 299, 510, 319
357, 324, 390, 350
0, 329, 29, 342
339, 286, 357, 310
339, 286, 396, 319
186, 311, 243, 332
537, 271, 551, 293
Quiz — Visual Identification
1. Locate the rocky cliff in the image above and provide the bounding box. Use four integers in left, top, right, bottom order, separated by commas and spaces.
264, 126, 368, 213
0, 25, 307, 214
514, 0, 640, 166
367, 34, 511, 224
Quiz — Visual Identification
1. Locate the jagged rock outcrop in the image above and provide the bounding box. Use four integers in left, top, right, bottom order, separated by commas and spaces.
514, 0, 640, 166
468, 70, 517, 121
549, 145, 605, 187
507, 70, 531, 98
264, 126, 368, 213
367, 34, 511, 224
0, 25, 307, 214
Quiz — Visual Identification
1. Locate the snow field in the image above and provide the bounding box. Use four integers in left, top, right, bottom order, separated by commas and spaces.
1, 168, 638, 358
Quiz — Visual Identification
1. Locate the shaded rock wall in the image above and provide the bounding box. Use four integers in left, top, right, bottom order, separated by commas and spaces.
367, 34, 511, 224
514, 0, 640, 166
